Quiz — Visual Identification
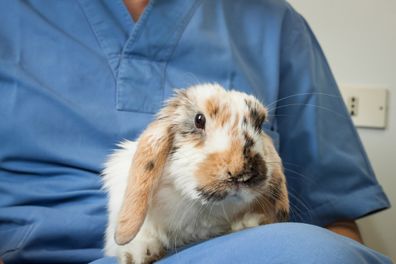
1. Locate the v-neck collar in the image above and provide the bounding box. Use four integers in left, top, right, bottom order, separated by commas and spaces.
79, 0, 202, 75
121, 0, 202, 61
79, 0, 203, 113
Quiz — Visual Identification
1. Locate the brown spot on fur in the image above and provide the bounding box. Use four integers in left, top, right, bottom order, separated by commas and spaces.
243, 132, 254, 157
146, 248, 151, 256
205, 97, 231, 127
244, 99, 266, 131
124, 253, 134, 264
250, 108, 265, 131
145, 160, 155, 171
206, 98, 219, 118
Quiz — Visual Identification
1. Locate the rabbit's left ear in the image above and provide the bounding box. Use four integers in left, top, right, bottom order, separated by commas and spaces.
115, 121, 174, 245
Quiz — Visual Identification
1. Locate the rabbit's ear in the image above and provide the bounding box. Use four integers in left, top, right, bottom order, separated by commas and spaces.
269, 167, 290, 222
260, 134, 289, 222
115, 122, 174, 245
250, 165, 289, 224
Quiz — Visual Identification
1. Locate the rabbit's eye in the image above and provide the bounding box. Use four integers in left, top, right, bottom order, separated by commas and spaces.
195, 113, 206, 129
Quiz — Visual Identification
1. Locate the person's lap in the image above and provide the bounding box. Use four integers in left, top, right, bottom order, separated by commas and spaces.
90, 223, 391, 264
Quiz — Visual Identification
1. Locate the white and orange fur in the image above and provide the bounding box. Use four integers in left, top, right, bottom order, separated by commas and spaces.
103, 84, 289, 264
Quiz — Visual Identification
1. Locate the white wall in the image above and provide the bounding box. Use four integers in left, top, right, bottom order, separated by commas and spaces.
287, 0, 396, 261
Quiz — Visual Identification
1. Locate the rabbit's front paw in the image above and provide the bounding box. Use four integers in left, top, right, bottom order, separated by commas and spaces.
117, 237, 165, 264
231, 213, 264, 232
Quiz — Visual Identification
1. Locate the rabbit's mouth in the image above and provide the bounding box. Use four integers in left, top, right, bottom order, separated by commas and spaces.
196, 173, 266, 203
227, 172, 264, 186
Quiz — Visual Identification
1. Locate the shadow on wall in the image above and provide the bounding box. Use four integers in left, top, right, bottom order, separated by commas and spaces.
358, 212, 393, 260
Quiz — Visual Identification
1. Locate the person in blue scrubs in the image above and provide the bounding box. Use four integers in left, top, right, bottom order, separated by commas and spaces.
0, 0, 391, 263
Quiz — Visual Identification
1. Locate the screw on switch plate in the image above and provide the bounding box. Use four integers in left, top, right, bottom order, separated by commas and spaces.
348, 96, 359, 116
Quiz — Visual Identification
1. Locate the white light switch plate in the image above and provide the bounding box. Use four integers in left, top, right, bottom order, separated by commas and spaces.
340, 86, 389, 129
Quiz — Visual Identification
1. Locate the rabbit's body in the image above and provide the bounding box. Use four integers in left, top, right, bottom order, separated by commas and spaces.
103, 84, 289, 264
103, 140, 267, 263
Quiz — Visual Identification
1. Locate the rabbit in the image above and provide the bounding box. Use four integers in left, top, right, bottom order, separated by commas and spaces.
102, 83, 289, 264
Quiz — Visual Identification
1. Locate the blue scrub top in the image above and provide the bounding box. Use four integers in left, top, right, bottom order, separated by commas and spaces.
0, 0, 390, 263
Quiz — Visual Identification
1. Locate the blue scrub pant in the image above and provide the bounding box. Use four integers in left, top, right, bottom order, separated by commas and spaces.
91, 223, 391, 264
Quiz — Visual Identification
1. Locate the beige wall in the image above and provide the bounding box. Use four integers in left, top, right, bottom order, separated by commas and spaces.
287, 0, 396, 261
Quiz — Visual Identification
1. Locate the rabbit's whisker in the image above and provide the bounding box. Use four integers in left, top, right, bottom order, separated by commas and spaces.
265, 92, 342, 109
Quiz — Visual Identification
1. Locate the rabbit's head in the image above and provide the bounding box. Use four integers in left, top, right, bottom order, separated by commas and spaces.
115, 84, 288, 245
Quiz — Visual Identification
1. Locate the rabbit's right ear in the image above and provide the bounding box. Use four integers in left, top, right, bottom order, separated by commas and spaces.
114, 121, 174, 245
259, 133, 289, 223
269, 166, 289, 222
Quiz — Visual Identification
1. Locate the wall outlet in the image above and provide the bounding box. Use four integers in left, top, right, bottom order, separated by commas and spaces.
340, 86, 389, 129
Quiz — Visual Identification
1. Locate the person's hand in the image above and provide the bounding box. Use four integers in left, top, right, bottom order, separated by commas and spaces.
327, 220, 363, 243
